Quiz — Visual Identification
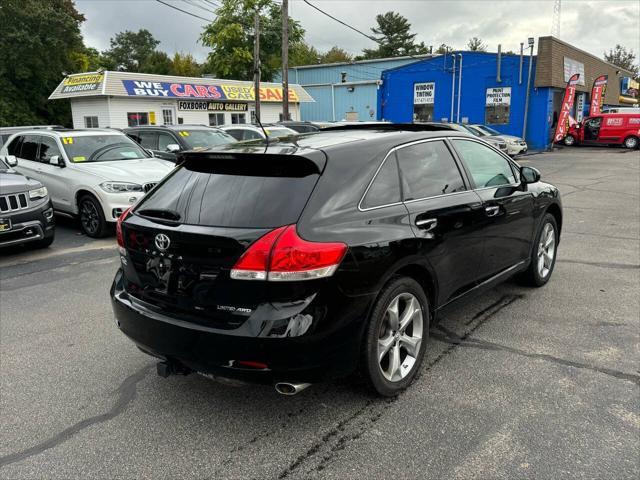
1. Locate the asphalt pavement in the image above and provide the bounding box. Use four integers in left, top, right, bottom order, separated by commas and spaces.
1, 146, 639, 479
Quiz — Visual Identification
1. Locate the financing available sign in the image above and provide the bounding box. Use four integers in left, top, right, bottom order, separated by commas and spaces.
414, 82, 435, 104
486, 87, 512, 105
61, 73, 104, 94
122, 80, 299, 102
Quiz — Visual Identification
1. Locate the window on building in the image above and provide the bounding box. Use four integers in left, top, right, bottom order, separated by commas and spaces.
209, 113, 225, 126
231, 113, 246, 124
178, 117, 184, 125
127, 112, 149, 127
162, 109, 174, 126
84, 116, 99, 128
485, 105, 510, 125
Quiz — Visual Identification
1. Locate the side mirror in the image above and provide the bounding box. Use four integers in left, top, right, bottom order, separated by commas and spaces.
166, 144, 181, 153
4, 155, 18, 167
49, 155, 64, 167
521, 166, 541, 184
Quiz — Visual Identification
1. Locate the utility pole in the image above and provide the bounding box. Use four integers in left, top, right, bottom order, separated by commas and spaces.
522, 37, 535, 140
253, 9, 261, 122
281, 0, 289, 121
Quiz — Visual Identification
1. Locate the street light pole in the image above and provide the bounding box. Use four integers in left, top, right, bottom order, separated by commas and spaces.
522, 37, 535, 140
281, 0, 289, 121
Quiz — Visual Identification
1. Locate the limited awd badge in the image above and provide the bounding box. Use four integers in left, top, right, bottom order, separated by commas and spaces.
154, 233, 171, 251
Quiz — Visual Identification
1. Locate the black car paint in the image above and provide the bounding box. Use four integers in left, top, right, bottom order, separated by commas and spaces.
111, 129, 561, 385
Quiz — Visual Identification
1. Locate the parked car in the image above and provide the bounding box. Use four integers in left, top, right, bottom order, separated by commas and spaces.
436, 122, 509, 154
111, 124, 562, 397
0, 156, 55, 249
0, 129, 174, 238
602, 107, 640, 114
276, 121, 321, 133
563, 112, 640, 149
125, 125, 236, 162
468, 124, 528, 156
0, 126, 64, 147
219, 124, 297, 141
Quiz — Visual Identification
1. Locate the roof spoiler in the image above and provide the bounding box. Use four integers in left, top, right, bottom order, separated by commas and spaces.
321, 123, 456, 132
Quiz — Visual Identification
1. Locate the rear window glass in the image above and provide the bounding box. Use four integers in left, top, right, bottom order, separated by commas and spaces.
361, 156, 401, 209
136, 160, 319, 228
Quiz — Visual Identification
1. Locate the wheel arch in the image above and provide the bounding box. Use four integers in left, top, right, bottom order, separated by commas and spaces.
75, 188, 99, 214
545, 202, 563, 237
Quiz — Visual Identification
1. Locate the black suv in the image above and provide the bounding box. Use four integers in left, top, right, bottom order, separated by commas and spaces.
111, 125, 562, 396
125, 125, 236, 162
0, 156, 55, 249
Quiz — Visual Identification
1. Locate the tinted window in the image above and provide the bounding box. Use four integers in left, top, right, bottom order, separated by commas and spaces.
137, 162, 318, 228
158, 132, 177, 151
179, 129, 236, 149
38, 136, 62, 162
361, 156, 401, 209
20, 135, 39, 161
224, 129, 244, 141
396, 140, 466, 200
452, 139, 516, 188
136, 132, 158, 150
7, 136, 23, 156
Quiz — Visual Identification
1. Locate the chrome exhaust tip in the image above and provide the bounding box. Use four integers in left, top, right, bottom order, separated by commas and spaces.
274, 382, 311, 396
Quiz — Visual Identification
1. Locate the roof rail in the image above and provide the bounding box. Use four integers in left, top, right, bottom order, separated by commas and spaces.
321, 123, 456, 132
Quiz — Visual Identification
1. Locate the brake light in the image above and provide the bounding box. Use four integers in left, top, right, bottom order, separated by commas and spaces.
116, 207, 133, 255
230, 225, 347, 282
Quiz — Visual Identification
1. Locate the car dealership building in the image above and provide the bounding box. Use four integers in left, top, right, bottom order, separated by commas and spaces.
49, 71, 314, 129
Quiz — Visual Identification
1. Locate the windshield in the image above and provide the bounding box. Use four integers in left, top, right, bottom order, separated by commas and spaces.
265, 127, 295, 139
475, 125, 501, 136
62, 134, 149, 163
180, 129, 236, 150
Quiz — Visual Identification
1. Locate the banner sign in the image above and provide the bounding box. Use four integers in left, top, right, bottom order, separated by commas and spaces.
576, 93, 586, 123
485, 87, 512, 105
122, 80, 299, 102
61, 73, 104, 93
563, 57, 585, 86
178, 101, 248, 112
413, 82, 435, 104
620, 77, 639, 99
554, 73, 580, 143
589, 75, 608, 117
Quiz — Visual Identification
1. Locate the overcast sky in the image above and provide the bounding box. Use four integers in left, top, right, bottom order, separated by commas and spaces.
76, 0, 640, 67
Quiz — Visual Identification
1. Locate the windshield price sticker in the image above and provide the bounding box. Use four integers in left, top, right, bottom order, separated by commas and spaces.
73, 156, 86, 162
62, 137, 74, 145
178, 131, 190, 137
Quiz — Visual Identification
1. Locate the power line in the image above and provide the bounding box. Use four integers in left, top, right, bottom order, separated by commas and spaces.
301, 0, 378, 44
182, 0, 217, 14
155, 0, 214, 22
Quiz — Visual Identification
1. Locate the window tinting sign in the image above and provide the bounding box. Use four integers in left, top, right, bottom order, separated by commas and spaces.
414, 82, 435, 105
485, 87, 511, 105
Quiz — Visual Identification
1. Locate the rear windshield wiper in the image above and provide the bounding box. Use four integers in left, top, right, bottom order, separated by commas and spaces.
135, 209, 181, 224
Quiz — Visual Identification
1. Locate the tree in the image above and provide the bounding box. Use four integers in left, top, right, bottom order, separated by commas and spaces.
200, 0, 304, 81
467, 37, 487, 52
361, 11, 429, 59
171, 52, 202, 77
290, 42, 320, 66
103, 29, 160, 71
435, 43, 452, 54
141, 51, 174, 75
0, 0, 86, 126
320, 47, 353, 64
604, 44, 639, 78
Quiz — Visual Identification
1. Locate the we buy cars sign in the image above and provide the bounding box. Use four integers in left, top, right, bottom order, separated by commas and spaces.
122, 80, 298, 102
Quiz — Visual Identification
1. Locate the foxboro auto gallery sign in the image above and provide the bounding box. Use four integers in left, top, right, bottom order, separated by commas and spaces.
177, 101, 248, 112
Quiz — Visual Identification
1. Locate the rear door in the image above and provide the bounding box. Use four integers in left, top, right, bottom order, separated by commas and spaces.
583, 116, 602, 143
13, 135, 42, 182
396, 139, 486, 305
450, 138, 535, 279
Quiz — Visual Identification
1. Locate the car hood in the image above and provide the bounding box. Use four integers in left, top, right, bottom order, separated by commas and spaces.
0, 170, 42, 194
72, 159, 174, 182
496, 134, 525, 143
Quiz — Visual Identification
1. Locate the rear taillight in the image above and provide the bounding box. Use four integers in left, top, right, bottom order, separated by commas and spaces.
116, 207, 133, 255
230, 225, 347, 282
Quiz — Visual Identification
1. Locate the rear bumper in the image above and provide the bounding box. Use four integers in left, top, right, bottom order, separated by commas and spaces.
110, 269, 372, 384
0, 199, 55, 248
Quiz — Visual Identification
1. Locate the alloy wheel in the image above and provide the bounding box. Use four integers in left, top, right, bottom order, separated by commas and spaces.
377, 292, 423, 382
537, 223, 556, 278
624, 137, 638, 149
80, 200, 100, 235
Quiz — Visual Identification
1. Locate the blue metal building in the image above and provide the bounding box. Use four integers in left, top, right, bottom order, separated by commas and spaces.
277, 55, 431, 122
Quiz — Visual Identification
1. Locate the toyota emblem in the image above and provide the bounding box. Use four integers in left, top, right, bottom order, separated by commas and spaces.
154, 233, 171, 252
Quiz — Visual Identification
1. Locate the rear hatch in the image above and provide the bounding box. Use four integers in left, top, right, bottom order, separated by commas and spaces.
120, 147, 326, 328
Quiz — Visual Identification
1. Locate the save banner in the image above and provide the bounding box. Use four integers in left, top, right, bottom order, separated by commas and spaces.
589, 75, 608, 117
122, 80, 299, 102
554, 73, 580, 143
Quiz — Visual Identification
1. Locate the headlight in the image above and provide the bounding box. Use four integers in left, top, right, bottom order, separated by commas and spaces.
507, 139, 519, 144
29, 186, 48, 200
99, 182, 143, 193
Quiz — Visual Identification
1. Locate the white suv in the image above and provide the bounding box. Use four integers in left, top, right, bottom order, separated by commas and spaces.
0, 129, 174, 237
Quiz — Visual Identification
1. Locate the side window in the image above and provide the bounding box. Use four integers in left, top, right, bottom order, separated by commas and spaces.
137, 132, 158, 150
38, 136, 62, 162
243, 130, 263, 140
396, 140, 466, 200
7, 136, 23, 156
20, 135, 39, 161
224, 129, 243, 141
452, 139, 516, 188
158, 132, 177, 151
361, 155, 401, 209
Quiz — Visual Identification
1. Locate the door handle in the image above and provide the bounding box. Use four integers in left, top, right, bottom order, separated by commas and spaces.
485, 205, 500, 217
416, 218, 438, 232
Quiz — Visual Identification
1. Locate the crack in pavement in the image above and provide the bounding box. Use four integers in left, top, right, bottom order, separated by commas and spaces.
0, 364, 152, 468
432, 330, 640, 386
557, 259, 640, 270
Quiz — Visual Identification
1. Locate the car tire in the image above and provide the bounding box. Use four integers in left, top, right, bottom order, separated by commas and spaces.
33, 234, 54, 249
520, 213, 559, 287
623, 136, 639, 149
563, 135, 576, 146
361, 276, 429, 397
78, 194, 109, 238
